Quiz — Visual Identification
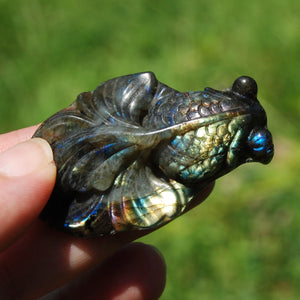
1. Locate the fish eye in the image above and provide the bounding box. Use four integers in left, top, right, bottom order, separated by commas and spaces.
247, 128, 274, 164
232, 76, 258, 98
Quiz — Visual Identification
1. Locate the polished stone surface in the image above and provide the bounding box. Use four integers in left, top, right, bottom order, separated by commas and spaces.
34, 72, 274, 237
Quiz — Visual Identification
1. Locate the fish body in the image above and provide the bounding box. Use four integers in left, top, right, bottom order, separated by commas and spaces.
34, 72, 274, 237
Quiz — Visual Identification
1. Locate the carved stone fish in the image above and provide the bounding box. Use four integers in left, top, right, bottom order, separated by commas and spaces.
33, 72, 274, 237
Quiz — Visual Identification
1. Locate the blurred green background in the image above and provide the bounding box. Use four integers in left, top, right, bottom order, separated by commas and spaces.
1, 0, 299, 299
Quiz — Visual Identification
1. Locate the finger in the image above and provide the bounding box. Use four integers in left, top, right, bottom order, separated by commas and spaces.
43, 243, 166, 300
0, 125, 40, 154
0, 138, 56, 251
0, 182, 214, 300
0, 221, 125, 300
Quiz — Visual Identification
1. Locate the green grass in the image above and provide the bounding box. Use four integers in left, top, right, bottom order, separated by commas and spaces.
1, 0, 299, 299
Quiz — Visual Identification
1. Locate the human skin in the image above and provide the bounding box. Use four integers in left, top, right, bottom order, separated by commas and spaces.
0, 126, 214, 300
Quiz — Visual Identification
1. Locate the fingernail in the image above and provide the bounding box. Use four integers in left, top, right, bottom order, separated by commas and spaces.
0, 138, 54, 178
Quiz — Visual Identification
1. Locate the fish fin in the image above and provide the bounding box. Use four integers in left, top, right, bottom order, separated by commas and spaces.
101, 159, 193, 232
34, 72, 158, 143
57, 159, 193, 236
77, 71, 158, 126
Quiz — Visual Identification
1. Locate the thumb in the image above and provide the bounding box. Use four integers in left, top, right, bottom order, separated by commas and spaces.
0, 138, 56, 251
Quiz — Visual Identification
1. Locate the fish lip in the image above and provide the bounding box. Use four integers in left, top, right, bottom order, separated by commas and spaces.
245, 150, 274, 164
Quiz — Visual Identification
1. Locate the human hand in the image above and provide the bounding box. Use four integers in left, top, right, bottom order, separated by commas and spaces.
0, 125, 214, 300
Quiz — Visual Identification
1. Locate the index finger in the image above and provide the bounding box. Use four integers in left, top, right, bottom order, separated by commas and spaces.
0, 125, 40, 154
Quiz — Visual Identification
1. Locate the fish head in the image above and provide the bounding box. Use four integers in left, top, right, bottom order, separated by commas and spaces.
152, 76, 274, 186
